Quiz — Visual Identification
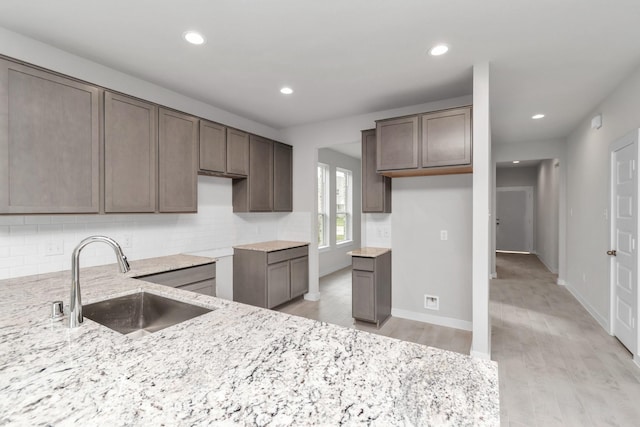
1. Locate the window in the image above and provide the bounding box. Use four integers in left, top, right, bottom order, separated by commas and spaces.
317, 163, 329, 248
336, 168, 352, 244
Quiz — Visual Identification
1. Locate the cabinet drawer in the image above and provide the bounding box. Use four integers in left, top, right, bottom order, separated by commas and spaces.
137, 263, 216, 287
352, 257, 375, 272
267, 246, 309, 264
178, 278, 216, 296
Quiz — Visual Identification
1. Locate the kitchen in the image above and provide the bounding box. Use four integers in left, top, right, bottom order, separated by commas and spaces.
2, 1, 640, 425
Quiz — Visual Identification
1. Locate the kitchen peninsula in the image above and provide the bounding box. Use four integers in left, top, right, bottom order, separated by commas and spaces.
0, 255, 499, 425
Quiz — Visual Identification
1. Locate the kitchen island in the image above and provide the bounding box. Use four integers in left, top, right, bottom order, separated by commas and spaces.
0, 255, 499, 425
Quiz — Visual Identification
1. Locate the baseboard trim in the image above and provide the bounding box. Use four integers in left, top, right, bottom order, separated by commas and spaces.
535, 254, 559, 274
470, 350, 491, 360
557, 278, 567, 286
490, 272, 497, 279
391, 308, 472, 331
564, 281, 609, 332
304, 292, 321, 301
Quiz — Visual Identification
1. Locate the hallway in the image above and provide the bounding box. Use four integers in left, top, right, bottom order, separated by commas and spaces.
493, 253, 640, 426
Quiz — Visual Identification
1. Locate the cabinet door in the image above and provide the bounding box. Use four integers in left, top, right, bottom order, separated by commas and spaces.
0, 59, 100, 213
421, 107, 471, 167
199, 120, 226, 174
158, 108, 198, 212
362, 129, 391, 213
267, 261, 290, 308
376, 116, 418, 171
352, 270, 375, 321
104, 92, 157, 213
248, 135, 274, 211
226, 128, 249, 176
290, 256, 309, 298
273, 142, 293, 212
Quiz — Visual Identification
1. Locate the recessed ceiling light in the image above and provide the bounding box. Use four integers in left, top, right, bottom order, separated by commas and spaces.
429, 44, 449, 56
512, 160, 520, 164
532, 114, 545, 120
183, 31, 205, 45
280, 87, 294, 95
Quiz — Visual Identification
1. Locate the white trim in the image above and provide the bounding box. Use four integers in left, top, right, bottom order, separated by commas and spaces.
391, 308, 472, 331
557, 278, 567, 286
536, 254, 558, 274
303, 292, 321, 301
470, 350, 492, 360
490, 272, 497, 279
564, 280, 610, 332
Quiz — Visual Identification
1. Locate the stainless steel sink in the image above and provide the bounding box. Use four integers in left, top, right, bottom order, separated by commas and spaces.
83, 292, 212, 338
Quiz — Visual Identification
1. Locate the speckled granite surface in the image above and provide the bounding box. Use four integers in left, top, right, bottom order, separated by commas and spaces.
347, 247, 391, 258
0, 254, 499, 426
233, 240, 309, 252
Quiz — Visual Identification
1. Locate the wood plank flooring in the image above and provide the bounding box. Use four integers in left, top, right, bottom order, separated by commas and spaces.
277, 255, 640, 426
493, 253, 640, 426
276, 267, 472, 354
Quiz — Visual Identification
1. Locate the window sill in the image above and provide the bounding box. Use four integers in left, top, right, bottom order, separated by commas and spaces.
336, 240, 353, 247
318, 245, 331, 253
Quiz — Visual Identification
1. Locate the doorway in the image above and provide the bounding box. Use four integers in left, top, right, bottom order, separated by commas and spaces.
609, 130, 638, 356
496, 186, 533, 252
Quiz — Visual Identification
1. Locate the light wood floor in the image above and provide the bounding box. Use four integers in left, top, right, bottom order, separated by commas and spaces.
493, 253, 640, 426
276, 267, 472, 354
278, 256, 640, 426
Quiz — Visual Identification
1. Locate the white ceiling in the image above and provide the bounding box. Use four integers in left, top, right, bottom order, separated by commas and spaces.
327, 142, 362, 160
1, 0, 639, 145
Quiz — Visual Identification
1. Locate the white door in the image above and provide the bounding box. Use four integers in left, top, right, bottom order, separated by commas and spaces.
496, 187, 533, 252
610, 130, 638, 354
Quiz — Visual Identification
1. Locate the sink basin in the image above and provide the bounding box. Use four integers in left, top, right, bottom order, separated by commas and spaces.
83, 292, 212, 338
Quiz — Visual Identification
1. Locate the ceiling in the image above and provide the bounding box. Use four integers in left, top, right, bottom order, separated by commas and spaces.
496, 160, 542, 169
1, 0, 639, 145
327, 143, 361, 160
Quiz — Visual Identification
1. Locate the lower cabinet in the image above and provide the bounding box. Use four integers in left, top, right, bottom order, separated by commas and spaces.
351, 251, 391, 326
135, 263, 216, 296
233, 245, 309, 309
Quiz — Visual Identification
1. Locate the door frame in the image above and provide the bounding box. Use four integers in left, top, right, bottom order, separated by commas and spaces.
609, 129, 639, 362
496, 186, 534, 253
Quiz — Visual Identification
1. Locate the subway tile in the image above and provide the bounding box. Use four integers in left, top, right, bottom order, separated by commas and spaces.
9, 225, 37, 235
0, 256, 24, 269
0, 216, 24, 226
24, 216, 52, 225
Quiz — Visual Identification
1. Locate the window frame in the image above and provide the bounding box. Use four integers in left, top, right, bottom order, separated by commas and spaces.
335, 167, 353, 245
317, 163, 330, 249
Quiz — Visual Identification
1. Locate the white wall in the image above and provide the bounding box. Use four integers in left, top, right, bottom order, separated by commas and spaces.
565, 63, 640, 332
317, 148, 362, 277
283, 95, 473, 302
391, 175, 472, 330
496, 167, 538, 188
535, 159, 560, 273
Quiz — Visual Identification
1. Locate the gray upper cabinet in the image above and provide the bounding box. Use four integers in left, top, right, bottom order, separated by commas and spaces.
421, 107, 471, 168
362, 129, 391, 213
158, 108, 198, 213
273, 142, 293, 212
226, 128, 250, 176
199, 120, 226, 174
0, 58, 100, 214
199, 122, 249, 177
376, 115, 419, 171
248, 135, 274, 211
104, 92, 157, 213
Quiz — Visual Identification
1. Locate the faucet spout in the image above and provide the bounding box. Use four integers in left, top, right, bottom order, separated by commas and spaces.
69, 236, 130, 328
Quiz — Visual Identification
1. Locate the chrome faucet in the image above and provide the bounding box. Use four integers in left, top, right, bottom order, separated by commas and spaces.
69, 236, 130, 328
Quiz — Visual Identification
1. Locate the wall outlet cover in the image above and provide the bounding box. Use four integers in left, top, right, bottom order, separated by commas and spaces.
424, 295, 439, 310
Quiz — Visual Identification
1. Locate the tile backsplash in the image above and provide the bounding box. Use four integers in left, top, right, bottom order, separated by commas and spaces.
0, 177, 311, 280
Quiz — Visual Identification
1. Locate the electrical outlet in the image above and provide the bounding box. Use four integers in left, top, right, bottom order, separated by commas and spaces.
424, 295, 439, 310
121, 234, 132, 248
383, 228, 390, 238
440, 230, 448, 241
44, 241, 63, 256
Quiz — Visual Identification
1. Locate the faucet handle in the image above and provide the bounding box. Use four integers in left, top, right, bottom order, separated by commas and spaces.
51, 301, 64, 319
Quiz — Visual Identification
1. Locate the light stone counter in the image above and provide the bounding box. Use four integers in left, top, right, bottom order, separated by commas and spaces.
0, 254, 499, 426
347, 247, 391, 258
233, 240, 309, 252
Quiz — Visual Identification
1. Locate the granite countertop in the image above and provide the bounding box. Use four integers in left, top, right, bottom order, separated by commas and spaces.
347, 247, 391, 258
0, 254, 499, 425
233, 240, 310, 252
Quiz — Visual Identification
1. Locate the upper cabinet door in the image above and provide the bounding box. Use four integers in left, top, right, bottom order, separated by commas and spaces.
0, 59, 100, 214
421, 107, 472, 167
158, 108, 198, 213
104, 92, 157, 213
362, 129, 391, 213
273, 142, 292, 212
248, 135, 274, 212
199, 120, 226, 174
376, 116, 419, 171
226, 128, 249, 176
